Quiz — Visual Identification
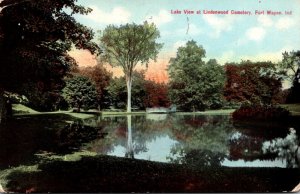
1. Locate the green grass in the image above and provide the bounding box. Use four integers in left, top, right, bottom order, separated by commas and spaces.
64, 112, 97, 119
12, 104, 39, 114
12, 103, 236, 118
0, 155, 299, 193
0, 164, 40, 189
280, 104, 300, 116
176, 109, 235, 115
198, 109, 235, 115
36, 150, 98, 162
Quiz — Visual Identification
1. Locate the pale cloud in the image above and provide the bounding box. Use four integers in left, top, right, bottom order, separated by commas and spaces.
246, 27, 266, 42
239, 46, 293, 62
173, 40, 187, 51
218, 50, 235, 65
161, 31, 172, 37
234, 37, 248, 47
257, 15, 273, 27
188, 24, 203, 35
146, 10, 173, 26
256, 15, 296, 31
85, 6, 131, 24
275, 17, 296, 30
241, 51, 281, 62
202, 15, 236, 38
217, 47, 293, 65
176, 23, 203, 36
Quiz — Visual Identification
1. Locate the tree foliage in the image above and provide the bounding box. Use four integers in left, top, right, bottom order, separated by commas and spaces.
19, 82, 64, 111
168, 40, 225, 111
100, 22, 162, 112
279, 51, 300, 103
0, 0, 99, 120
144, 80, 170, 108
106, 71, 147, 110
0, 0, 99, 91
224, 61, 282, 105
62, 76, 98, 112
106, 76, 128, 109
279, 51, 300, 83
105, 70, 170, 110
79, 63, 112, 109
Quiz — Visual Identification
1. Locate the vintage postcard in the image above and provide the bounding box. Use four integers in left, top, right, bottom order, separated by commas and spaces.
0, 0, 299, 192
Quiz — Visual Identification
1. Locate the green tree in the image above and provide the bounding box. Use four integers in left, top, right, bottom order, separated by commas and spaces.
0, 0, 99, 122
106, 77, 127, 109
106, 71, 147, 110
79, 63, 113, 110
279, 51, 300, 83
100, 22, 162, 112
168, 40, 225, 111
279, 51, 300, 103
62, 76, 98, 112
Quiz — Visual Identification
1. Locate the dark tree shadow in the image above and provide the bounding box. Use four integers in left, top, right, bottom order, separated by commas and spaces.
4, 155, 300, 193
0, 114, 104, 169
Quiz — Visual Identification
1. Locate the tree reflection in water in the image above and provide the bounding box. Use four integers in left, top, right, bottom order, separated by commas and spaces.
125, 115, 134, 159
83, 114, 298, 168
168, 145, 226, 168
167, 115, 232, 167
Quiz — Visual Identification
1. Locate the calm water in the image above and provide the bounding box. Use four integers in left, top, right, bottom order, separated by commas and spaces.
0, 113, 299, 169
82, 114, 299, 168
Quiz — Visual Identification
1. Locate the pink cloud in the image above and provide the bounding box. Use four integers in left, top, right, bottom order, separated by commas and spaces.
69, 49, 169, 83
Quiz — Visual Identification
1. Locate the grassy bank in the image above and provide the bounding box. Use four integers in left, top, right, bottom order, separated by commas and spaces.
280, 103, 300, 116
0, 154, 299, 193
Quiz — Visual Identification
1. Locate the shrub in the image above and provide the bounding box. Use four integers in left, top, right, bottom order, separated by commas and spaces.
232, 104, 290, 121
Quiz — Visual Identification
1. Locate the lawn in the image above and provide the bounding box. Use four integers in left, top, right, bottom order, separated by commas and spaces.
0, 154, 299, 193
280, 104, 300, 116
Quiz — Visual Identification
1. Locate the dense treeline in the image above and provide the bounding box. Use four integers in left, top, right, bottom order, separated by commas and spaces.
44, 47, 298, 112
0, 0, 299, 118
58, 41, 298, 112
0, 0, 99, 120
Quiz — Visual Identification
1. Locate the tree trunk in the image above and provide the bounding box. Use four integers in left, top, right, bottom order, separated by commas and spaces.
126, 76, 132, 113
0, 88, 7, 123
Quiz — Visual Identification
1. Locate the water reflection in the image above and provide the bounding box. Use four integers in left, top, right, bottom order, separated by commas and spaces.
0, 113, 298, 169
88, 114, 178, 162
0, 114, 102, 168
166, 115, 232, 167
85, 114, 299, 168
125, 115, 134, 159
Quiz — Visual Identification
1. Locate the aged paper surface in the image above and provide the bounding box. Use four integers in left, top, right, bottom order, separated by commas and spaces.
0, 0, 299, 192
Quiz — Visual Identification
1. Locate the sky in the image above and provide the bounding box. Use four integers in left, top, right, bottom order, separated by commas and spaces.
69, 0, 300, 83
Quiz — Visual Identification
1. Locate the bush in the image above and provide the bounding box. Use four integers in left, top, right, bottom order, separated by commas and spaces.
232, 104, 290, 121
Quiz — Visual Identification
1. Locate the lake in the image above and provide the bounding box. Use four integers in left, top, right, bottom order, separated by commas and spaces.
82, 113, 299, 168
0, 113, 299, 192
